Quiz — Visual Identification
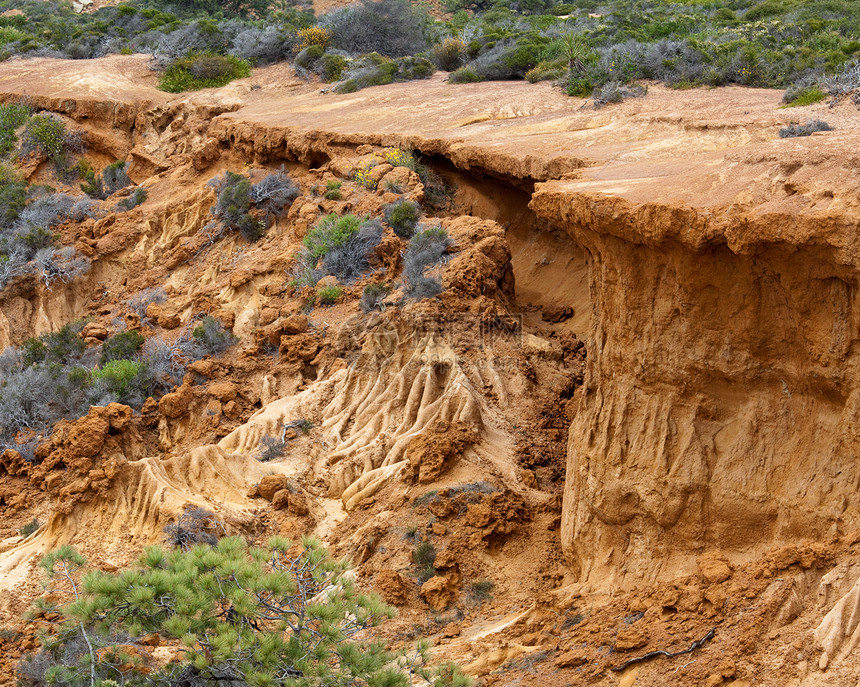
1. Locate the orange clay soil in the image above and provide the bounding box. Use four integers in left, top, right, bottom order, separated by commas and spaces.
0, 56, 860, 687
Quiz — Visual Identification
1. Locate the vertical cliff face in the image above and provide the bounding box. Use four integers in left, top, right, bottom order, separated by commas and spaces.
532, 152, 860, 587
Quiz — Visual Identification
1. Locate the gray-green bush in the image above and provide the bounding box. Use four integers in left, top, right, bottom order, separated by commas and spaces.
209, 168, 299, 241
403, 226, 451, 300
323, 0, 430, 57
361, 282, 390, 311
779, 120, 833, 138
192, 315, 238, 355
292, 212, 383, 286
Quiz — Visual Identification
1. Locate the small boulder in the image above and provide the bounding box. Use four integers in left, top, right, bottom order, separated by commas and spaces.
271, 488, 290, 510
207, 382, 237, 402
614, 626, 647, 652
80, 322, 109, 341
258, 474, 287, 501
67, 411, 110, 458
258, 307, 279, 327
146, 303, 180, 329
420, 574, 458, 611
697, 551, 733, 584
223, 400, 241, 420
315, 275, 339, 290
159, 384, 193, 419
188, 359, 218, 378
282, 314, 309, 335
105, 403, 133, 432
376, 569, 410, 606
288, 491, 310, 516
44, 472, 63, 492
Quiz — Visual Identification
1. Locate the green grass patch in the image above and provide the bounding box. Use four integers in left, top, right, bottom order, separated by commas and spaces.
784, 86, 827, 107
317, 284, 343, 305
159, 54, 251, 93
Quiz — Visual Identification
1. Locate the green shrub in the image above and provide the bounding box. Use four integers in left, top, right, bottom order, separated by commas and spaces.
208, 168, 298, 242
303, 212, 361, 261
360, 282, 390, 311
291, 212, 384, 288
19, 518, 39, 537
82, 159, 132, 199
500, 41, 544, 76
413, 540, 437, 582
334, 53, 434, 94
103, 160, 131, 191
525, 61, 564, 83
448, 66, 482, 83
159, 54, 251, 93
23, 539, 472, 687
324, 179, 342, 200
100, 329, 145, 363
16, 225, 53, 252
566, 75, 594, 97
0, 103, 30, 156
116, 186, 147, 211
91, 358, 144, 399
320, 52, 348, 81
78, 162, 104, 199
295, 47, 348, 82
192, 315, 237, 354
301, 293, 317, 312
23, 114, 67, 163
0, 163, 27, 226
317, 283, 343, 304
432, 37, 467, 71
209, 171, 261, 240
383, 197, 420, 238
42, 321, 87, 363
295, 43, 325, 67
0, 164, 27, 226
322, 218, 383, 284
20, 337, 47, 367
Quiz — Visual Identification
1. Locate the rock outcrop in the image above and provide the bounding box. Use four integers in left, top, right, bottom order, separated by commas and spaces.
532, 130, 860, 588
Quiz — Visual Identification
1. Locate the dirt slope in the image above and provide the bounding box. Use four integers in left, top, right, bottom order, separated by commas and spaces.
0, 56, 860, 687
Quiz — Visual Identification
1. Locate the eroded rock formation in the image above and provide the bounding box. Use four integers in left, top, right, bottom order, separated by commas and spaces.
2, 55, 860, 686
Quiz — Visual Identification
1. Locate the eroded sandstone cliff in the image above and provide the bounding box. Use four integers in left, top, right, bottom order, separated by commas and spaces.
1, 55, 860, 686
